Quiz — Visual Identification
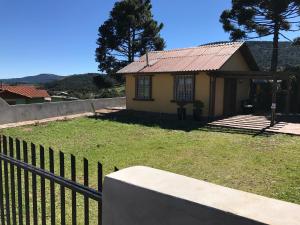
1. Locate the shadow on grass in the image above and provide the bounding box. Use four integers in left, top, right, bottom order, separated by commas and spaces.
88, 110, 274, 137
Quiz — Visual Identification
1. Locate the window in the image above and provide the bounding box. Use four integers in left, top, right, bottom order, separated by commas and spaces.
174, 75, 195, 102
135, 76, 152, 100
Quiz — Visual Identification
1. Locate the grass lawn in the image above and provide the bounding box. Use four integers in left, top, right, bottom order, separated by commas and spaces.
1, 112, 300, 209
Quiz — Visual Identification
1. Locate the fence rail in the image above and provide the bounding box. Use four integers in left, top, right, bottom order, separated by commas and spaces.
0, 135, 104, 225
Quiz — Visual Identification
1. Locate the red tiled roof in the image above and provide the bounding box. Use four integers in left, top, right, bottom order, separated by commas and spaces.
117, 42, 252, 74
0, 85, 50, 98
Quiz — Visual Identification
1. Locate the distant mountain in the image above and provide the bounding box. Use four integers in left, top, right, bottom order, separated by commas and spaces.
246, 41, 300, 71
0, 74, 64, 84
0, 72, 125, 99
44, 73, 124, 99
202, 41, 300, 71
45, 73, 101, 92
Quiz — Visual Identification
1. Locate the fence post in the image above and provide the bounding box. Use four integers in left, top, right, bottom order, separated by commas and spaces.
9, 137, 17, 225
98, 162, 103, 225
84, 158, 89, 225
60, 151, 66, 225
16, 139, 23, 225
49, 148, 56, 225
23, 140, 30, 225
3, 136, 11, 225
71, 154, 77, 225
0, 136, 6, 225
40, 145, 46, 225
31, 143, 38, 225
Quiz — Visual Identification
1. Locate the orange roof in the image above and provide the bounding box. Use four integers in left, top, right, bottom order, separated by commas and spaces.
0, 85, 50, 98
117, 42, 258, 74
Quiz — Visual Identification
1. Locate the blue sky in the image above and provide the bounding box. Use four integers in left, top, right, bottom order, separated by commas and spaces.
0, 0, 298, 78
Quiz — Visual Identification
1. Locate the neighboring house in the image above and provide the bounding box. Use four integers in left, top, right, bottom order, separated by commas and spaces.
0, 85, 50, 105
117, 42, 263, 118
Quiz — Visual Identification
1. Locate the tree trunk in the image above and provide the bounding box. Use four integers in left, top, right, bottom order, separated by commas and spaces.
128, 28, 132, 62
270, 24, 279, 126
131, 29, 136, 62
270, 29, 279, 73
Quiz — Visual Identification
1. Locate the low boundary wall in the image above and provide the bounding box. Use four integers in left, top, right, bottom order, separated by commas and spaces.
0, 97, 125, 125
103, 166, 300, 225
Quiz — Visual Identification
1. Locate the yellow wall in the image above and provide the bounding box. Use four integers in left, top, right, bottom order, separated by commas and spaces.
221, 50, 250, 71
195, 72, 210, 116
126, 72, 211, 116
125, 49, 252, 117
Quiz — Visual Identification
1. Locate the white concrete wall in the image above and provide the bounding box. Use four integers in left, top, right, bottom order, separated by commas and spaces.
103, 166, 300, 225
0, 97, 125, 125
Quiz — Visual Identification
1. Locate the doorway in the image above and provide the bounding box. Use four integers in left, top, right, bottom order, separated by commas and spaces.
223, 78, 237, 116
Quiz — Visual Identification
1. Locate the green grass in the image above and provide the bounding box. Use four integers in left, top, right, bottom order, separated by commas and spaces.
1, 114, 300, 221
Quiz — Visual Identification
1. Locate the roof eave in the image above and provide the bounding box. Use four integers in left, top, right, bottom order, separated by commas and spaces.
118, 70, 221, 76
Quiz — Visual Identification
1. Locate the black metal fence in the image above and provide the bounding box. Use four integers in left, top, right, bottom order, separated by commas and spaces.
0, 135, 103, 225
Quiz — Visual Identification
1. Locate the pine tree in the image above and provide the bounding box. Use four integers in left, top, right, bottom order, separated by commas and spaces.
220, 0, 300, 125
96, 0, 165, 80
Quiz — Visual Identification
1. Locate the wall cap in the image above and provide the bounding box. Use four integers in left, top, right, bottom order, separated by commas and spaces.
106, 166, 300, 225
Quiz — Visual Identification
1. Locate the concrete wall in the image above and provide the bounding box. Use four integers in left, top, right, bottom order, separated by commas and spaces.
103, 166, 300, 225
0, 98, 9, 109
0, 97, 125, 125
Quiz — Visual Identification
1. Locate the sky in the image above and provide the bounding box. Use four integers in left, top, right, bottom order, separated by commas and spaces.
0, 0, 299, 79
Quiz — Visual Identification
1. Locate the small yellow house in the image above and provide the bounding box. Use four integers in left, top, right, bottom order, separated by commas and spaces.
117, 42, 260, 118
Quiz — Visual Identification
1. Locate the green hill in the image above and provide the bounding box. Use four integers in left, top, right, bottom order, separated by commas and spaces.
203, 41, 300, 71
44, 73, 125, 99
246, 41, 300, 71
45, 73, 99, 91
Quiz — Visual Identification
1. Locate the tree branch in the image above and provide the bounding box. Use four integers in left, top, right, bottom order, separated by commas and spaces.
279, 32, 293, 42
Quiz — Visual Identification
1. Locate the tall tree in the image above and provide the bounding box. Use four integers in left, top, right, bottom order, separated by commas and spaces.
294, 37, 300, 45
96, 0, 165, 80
220, 0, 300, 125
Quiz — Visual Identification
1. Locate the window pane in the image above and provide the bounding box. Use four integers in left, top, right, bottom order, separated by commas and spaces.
137, 76, 151, 99
175, 75, 194, 101
144, 77, 150, 86
144, 86, 150, 98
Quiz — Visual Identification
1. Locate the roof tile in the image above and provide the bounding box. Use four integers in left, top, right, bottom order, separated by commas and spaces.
0, 85, 50, 98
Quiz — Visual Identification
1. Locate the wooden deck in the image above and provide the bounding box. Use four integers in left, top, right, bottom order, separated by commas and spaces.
208, 115, 300, 135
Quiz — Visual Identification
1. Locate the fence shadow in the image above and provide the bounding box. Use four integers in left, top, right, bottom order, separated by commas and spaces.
89, 110, 273, 137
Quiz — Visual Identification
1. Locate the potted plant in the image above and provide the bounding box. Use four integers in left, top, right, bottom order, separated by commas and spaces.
177, 101, 187, 120
193, 100, 204, 121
